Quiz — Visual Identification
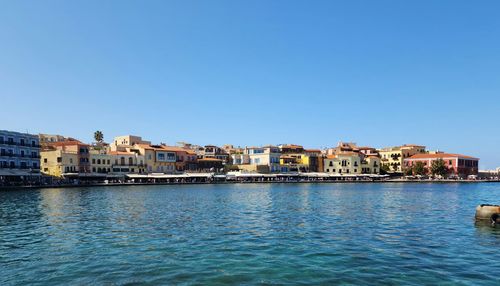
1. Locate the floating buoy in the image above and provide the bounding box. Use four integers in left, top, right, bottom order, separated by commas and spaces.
475, 204, 500, 226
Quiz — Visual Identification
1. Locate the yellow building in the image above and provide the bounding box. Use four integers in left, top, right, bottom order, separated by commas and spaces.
41, 149, 79, 177
41, 140, 90, 177
378, 144, 426, 172
361, 156, 380, 174
108, 151, 146, 174
324, 152, 362, 175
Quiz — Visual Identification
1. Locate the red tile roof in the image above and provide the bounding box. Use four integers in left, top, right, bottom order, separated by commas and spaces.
108, 151, 134, 155
304, 149, 322, 153
407, 153, 478, 160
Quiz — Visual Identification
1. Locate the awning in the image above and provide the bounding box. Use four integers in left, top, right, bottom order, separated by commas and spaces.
0, 169, 41, 177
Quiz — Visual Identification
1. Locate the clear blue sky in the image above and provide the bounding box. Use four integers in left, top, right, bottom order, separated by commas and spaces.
1, 0, 499, 168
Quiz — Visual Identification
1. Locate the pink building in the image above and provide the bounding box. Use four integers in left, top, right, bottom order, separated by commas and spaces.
404, 153, 479, 178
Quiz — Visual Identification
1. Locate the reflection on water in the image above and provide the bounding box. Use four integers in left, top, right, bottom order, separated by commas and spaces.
1, 183, 500, 285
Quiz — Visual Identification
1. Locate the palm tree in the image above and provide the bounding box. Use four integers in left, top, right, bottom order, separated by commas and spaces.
94, 130, 104, 144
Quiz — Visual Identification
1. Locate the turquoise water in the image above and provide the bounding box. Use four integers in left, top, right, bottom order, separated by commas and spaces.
1, 183, 500, 285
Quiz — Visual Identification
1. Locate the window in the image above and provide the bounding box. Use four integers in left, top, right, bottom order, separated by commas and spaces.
32, 162, 38, 169
70, 158, 73, 164
329, 161, 333, 167
20, 139, 25, 146
44, 158, 47, 163
57, 157, 62, 163
92, 159, 96, 164
97, 159, 101, 164
326, 169, 330, 172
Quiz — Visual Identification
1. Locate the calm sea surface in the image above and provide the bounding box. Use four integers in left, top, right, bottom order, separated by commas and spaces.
1, 183, 500, 285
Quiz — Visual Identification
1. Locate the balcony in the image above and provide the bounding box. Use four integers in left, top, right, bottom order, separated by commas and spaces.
112, 164, 146, 168
0, 153, 41, 159
0, 141, 41, 148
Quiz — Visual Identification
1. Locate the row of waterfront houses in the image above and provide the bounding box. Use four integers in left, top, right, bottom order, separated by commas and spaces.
0, 130, 482, 185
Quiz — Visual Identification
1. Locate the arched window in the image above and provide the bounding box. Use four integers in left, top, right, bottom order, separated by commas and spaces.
128, 157, 133, 166
97, 159, 101, 164
121, 157, 125, 165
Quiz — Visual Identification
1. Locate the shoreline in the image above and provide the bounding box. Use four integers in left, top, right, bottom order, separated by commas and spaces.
1, 179, 499, 190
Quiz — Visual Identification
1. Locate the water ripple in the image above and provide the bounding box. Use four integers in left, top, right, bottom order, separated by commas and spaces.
1, 183, 500, 285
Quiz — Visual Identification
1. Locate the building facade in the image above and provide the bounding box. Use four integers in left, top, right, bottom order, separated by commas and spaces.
244, 146, 281, 173
41, 140, 90, 177
0, 130, 41, 182
403, 153, 479, 178
379, 144, 426, 173
324, 152, 362, 175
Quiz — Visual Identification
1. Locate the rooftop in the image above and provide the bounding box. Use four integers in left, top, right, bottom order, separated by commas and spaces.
407, 153, 478, 160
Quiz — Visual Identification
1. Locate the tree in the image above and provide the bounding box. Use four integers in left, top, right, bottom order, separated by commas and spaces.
430, 159, 448, 178
380, 164, 390, 174
94, 130, 104, 144
412, 161, 427, 176
404, 167, 413, 176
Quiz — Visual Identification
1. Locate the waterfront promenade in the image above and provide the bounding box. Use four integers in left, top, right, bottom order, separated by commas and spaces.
1, 174, 498, 190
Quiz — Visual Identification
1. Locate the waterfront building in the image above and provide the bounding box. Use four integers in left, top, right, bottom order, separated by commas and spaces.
361, 155, 380, 174
0, 130, 41, 182
324, 152, 362, 175
161, 145, 198, 172
478, 167, 500, 179
378, 144, 426, 173
41, 140, 90, 177
230, 153, 250, 165
305, 149, 323, 172
108, 151, 146, 174
403, 153, 479, 178
244, 145, 281, 173
89, 150, 112, 174
278, 144, 307, 172
134, 143, 198, 173
42, 149, 79, 177
197, 158, 224, 172
199, 145, 230, 164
